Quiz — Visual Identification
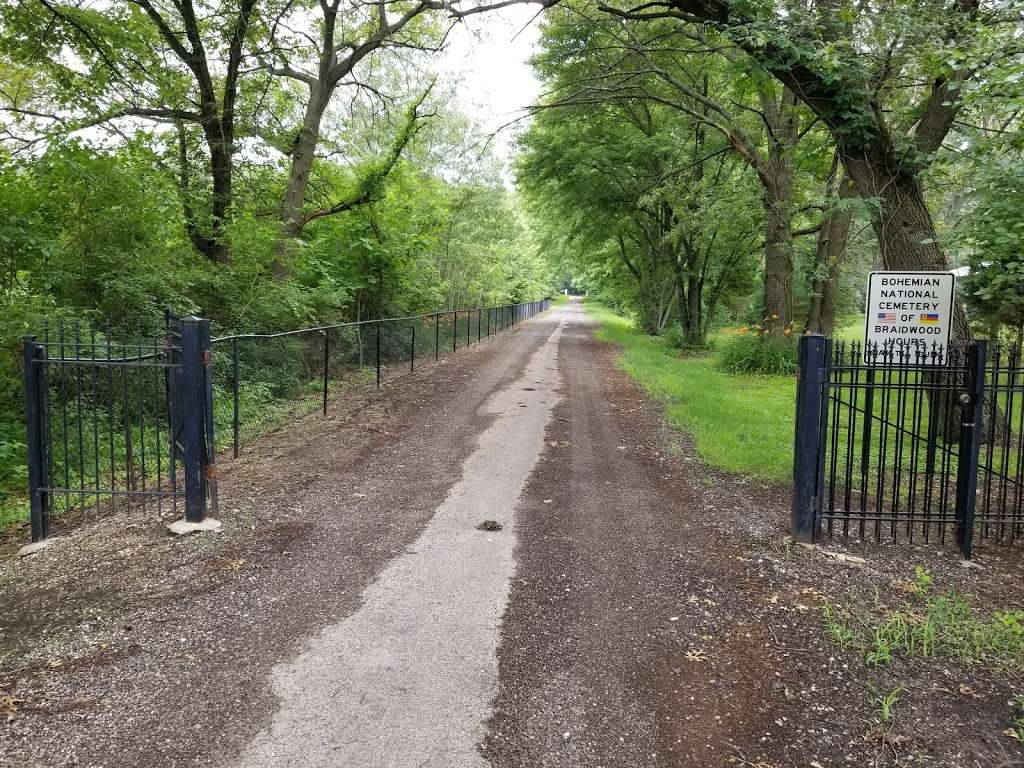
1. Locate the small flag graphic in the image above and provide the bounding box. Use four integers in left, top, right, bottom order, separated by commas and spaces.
920, 313, 940, 324
877, 312, 897, 322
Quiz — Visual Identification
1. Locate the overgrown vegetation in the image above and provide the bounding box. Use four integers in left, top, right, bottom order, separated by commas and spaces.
716, 334, 798, 377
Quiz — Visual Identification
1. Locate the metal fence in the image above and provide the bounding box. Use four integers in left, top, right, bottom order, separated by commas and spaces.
210, 301, 549, 458
22, 314, 215, 541
22, 300, 550, 540
792, 336, 1023, 558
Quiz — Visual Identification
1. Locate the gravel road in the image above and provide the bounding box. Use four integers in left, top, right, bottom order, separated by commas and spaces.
4, 297, 1024, 768
233, 309, 566, 767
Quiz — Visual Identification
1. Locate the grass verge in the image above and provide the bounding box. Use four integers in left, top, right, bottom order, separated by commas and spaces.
584, 300, 794, 483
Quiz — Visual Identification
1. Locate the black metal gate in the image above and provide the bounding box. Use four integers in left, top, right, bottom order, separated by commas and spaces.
23, 314, 214, 541
793, 336, 1023, 558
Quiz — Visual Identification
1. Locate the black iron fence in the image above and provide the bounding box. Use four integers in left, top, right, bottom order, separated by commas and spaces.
22, 300, 550, 541
22, 314, 215, 541
210, 300, 549, 458
793, 337, 1023, 558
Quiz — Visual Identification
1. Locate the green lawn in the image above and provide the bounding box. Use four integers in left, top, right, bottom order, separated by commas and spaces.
585, 301, 795, 483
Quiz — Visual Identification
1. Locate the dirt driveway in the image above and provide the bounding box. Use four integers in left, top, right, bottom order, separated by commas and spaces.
2, 298, 1023, 768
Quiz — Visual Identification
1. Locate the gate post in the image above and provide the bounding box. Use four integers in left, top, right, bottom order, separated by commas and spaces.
23, 336, 50, 541
955, 341, 986, 559
792, 333, 829, 543
180, 317, 209, 522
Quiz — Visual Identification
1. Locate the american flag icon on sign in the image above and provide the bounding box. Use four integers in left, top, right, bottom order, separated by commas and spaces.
877, 312, 897, 322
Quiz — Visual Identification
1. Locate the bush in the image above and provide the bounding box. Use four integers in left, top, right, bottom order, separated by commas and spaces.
662, 326, 713, 354
717, 333, 797, 375
661, 326, 685, 349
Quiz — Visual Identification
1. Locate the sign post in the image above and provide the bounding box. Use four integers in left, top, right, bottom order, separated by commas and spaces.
863, 271, 956, 363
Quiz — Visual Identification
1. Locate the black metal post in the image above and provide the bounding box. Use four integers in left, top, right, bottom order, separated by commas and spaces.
792, 334, 829, 543
859, 368, 875, 488
180, 317, 208, 522
201, 320, 218, 517
435, 313, 440, 361
410, 322, 416, 372
232, 337, 240, 459
487, 308, 491, 338
477, 309, 481, 343
375, 321, 381, 387
955, 341, 987, 559
466, 310, 471, 347
23, 337, 49, 542
322, 329, 330, 415
453, 311, 458, 352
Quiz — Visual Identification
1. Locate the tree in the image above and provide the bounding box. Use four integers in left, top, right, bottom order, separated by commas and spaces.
527, 10, 829, 333
2, 0, 266, 262
263, 0, 449, 249
957, 154, 1024, 346
519, 33, 762, 343
592, 0, 1024, 345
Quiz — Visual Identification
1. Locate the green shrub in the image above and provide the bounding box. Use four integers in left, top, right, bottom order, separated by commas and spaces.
661, 325, 685, 349
662, 326, 713, 354
717, 334, 798, 375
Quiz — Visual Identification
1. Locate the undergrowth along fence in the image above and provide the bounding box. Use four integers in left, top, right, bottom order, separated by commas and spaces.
22, 300, 550, 541
793, 336, 1023, 558
209, 300, 549, 458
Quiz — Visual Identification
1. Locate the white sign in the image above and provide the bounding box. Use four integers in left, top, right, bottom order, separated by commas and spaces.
863, 271, 955, 363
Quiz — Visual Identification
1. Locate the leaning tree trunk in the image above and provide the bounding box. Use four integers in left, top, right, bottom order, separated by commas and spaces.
840, 145, 1007, 442
274, 84, 334, 276
280, 84, 333, 242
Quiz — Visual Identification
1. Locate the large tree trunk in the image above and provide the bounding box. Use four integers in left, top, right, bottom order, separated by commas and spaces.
806, 162, 854, 335
762, 181, 794, 332
840, 143, 990, 442
207, 140, 233, 265
759, 87, 799, 335
841, 146, 971, 347
280, 84, 333, 243
191, 120, 233, 264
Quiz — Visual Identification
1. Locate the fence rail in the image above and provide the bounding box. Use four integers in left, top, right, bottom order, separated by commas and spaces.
793, 336, 1023, 558
22, 299, 550, 541
209, 301, 548, 459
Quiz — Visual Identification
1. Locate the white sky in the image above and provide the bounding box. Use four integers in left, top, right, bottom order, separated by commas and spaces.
437, 7, 544, 176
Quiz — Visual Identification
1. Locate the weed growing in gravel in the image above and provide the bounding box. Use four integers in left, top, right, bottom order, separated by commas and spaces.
820, 573, 1024, 671
1011, 695, 1024, 741
822, 602, 859, 650
867, 683, 903, 723
913, 565, 933, 595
